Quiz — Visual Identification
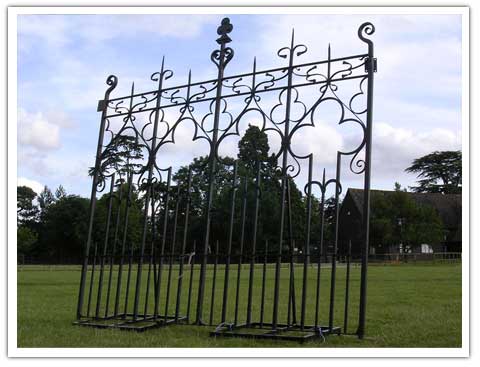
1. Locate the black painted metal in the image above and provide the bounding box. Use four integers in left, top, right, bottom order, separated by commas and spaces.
343, 239, 352, 334
74, 18, 376, 342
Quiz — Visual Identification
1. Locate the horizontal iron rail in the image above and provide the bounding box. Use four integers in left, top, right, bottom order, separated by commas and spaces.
104, 73, 367, 119
106, 53, 368, 103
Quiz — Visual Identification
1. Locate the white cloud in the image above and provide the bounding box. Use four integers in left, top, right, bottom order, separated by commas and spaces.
18, 15, 218, 51
372, 121, 461, 179
18, 108, 61, 151
251, 14, 462, 128
77, 15, 218, 43
17, 177, 44, 194
16, 14, 463, 195
18, 15, 70, 49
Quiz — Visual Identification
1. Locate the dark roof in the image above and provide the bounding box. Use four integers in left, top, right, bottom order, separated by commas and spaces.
346, 188, 462, 230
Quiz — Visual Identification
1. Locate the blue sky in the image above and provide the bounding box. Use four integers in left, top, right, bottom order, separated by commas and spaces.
17, 13, 463, 197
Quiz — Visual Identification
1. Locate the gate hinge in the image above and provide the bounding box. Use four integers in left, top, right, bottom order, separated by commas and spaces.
97, 99, 106, 112
365, 57, 377, 73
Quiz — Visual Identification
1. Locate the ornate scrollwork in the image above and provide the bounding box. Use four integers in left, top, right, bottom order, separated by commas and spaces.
358, 22, 375, 45
105, 75, 118, 97
94, 19, 375, 207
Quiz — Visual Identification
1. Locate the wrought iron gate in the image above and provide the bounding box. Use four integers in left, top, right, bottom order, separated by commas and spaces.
74, 18, 376, 342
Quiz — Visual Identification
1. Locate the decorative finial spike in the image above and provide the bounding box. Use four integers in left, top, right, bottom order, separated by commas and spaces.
216, 17, 233, 45
291, 28, 295, 48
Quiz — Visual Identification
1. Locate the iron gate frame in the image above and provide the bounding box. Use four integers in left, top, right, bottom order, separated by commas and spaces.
74, 17, 376, 342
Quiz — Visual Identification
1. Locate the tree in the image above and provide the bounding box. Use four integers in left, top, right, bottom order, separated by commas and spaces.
238, 124, 272, 172
17, 226, 38, 256
37, 186, 55, 213
405, 151, 462, 194
17, 186, 38, 225
172, 155, 236, 252
169, 125, 307, 254
93, 181, 144, 255
369, 183, 444, 253
55, 185, 67, 200
89, 135, 144, 178
41, 195, 90, 259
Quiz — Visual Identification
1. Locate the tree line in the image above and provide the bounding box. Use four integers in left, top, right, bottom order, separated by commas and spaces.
17, 125, 461, 261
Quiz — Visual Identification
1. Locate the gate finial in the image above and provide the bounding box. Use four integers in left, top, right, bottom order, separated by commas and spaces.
216, 17, 233, 45
358, 22, 375, 45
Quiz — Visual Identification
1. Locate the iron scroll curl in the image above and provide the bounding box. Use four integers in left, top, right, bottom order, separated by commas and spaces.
358, 22, 375, 45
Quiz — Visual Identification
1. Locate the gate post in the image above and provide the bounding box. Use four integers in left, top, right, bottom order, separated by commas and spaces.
196, 18, 234, 324
76, 75, 118, 319
357, 22, 376, 339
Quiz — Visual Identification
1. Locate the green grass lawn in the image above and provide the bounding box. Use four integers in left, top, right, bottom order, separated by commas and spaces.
17, 262, 461, 348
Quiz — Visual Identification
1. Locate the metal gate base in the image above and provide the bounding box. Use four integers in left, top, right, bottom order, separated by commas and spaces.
210, 322, 341, 343
73, 314, 187, 332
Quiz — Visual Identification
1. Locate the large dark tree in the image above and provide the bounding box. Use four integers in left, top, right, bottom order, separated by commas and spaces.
405, 150, 462, 194
89, 135, 145, 179
17, 186, 39, 225
37, 185, 55, 212
94, 179, 149, 255
17, 186, 40, 259
168, 125, 308, 254
55, 185, 67, 200
17, 226, 38, 257
238, 125, 273, 171
41, 195, 90, 260
236, 125, 309, 253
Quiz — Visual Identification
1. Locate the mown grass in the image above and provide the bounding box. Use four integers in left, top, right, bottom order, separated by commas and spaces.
17, 262, 461, 348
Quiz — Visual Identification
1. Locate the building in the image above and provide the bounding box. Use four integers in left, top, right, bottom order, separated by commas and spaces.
338, 188, 462, 256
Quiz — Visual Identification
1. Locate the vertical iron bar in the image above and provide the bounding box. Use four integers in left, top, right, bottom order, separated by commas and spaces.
272, 30, 296, 331
196, 20, 233, 324
314, 242, 323, 328
343, 239, 352, 334
123, 83, 138, 319
143, 184, 157, 319
77, 75, 117, 319
300, 156, 313, 330
132, 58, 165, 320
259, 239, 268, 327
95, 174, 115, 319
86, 241, 98, 318
234, 177, 248, 325
246, 161, 261, 326
153, 169, 172, 319
315, 174, 326, 328
209, 240, 219, 325
131, 181, 150, 319
289, 181, 297, 325
175, 167, 193, 322
104, 177, 123, 318
113, 171, 133, 318
164, 185, 181, 320
328, 154, 342, 331
221, 162, 238, 323
186, 240, 196, 322
123, 228, 135, 318
286, 179, 297, 326
357, 22, 375, 339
